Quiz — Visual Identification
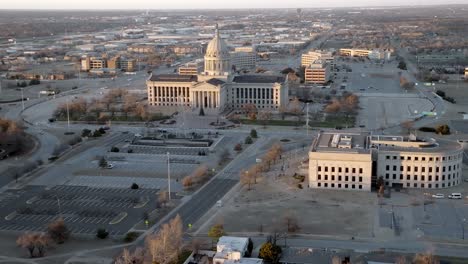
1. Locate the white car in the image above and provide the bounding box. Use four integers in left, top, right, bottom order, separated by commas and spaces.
432, 193, 445, 199
448, 193, 462, 199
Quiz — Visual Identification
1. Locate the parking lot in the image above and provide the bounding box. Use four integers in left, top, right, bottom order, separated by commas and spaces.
0, 185, 162, 237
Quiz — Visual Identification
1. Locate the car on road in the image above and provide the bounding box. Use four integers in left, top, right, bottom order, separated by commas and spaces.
105, 163, 114, 169
448, 193, 462, 199
432, 193, 445, 199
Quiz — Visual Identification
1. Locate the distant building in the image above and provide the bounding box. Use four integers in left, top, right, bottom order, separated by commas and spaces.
230, 51, 257, 71
178, 60, 204, 75
122, 29, 145, 39
301, 50, 334, 67
81, 56, 136, 72
128, 44, 156, 54
81, 57, 107, 71
309, 131, 463, 191
234, 46, 255, 53
340, 48, 392, 60
304, 60, 331, 85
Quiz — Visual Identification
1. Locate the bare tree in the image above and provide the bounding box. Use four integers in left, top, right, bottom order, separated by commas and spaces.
413, 252, 439, 264
146, 215, 183, 264
158, 191, 169, 208
115, 248, 145, 264
258, 110, 273, 128
17, 232, 36, 258
47, 217, 70, 244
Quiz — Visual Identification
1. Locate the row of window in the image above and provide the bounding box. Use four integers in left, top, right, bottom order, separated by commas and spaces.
384, 172, 460, 181
387, 180, 459, 188
317, 182, 363, 189
317, 175, 363, 182
385, 154, 462, 162
234, 87, 276, 100
318, 166, 364, 174
384, 164, 460, 173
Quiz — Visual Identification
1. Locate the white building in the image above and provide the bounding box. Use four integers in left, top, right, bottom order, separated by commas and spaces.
309, 132, 464, 191
146, 25, 288, 113
213, 236, 262, 264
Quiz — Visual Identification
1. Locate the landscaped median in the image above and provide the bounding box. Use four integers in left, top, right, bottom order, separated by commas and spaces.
237, 115, 355, 128
109, 212, 127, 225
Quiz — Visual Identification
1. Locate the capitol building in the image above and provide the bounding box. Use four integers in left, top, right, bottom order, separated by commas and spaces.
146, 25, 289, 113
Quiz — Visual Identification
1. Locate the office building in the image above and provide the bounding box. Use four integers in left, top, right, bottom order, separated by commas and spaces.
301, 50, 334, 67
309, 132, 463, 191
178, 60, 204, 75
230, 51, 257, 71
304, 60, 331, 85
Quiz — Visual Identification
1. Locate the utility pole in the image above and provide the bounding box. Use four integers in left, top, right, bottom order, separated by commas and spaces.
66, 98, 70, 132
167, 152, 171, 200
306, 102, 309, 136
21, 88, 25, 111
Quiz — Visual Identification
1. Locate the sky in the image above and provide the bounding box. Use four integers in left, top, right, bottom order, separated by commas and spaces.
1, 0, 466, 9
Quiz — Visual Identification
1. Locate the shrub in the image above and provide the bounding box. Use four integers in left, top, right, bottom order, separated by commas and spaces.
435, 124, 450, 135
245, 136, 253, 144
96, 228, 109, 239
418, 127, 436, 133
81, 129, 92, 137
92, 130, 102, 137
110, 146, 120, 152
445, 97, 456, 104
250, 129, 258, 138
127, 149, 134, 153
297, 183, 303, 189
131, 183, 139, 189
98, 127, 106, 134
436, 90, 446, 98
124, 232, 139, 242
234, 143, 242, 152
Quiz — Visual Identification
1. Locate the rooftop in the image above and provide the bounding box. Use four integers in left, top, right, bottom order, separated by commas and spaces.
232, 75, 285, 84
217, 236, 248, 253
206, 78, 225, 86
311, 132, 371, 154
311, 131, 462, 154
149, 74, 197, 82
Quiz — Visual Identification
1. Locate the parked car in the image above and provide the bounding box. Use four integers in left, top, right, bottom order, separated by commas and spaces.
448, 193, 462, 199
432, 193, 445, 199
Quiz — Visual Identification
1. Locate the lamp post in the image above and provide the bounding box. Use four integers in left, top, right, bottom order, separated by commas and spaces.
66, 97, 70, 132
167, 152, 171, 201
52, 194, 62, 217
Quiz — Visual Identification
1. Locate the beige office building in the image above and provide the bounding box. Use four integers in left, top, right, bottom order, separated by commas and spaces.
304, 60, 331, 85
147, 25, 288, 113
309, 132, 464, 191
301, 50, 334, 67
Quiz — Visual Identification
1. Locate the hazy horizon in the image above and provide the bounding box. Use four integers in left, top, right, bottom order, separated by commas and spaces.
1, 0, 467, 10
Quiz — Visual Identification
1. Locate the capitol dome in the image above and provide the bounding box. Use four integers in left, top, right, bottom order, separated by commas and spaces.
204, 24, 231, 76
205, 24, 229, 58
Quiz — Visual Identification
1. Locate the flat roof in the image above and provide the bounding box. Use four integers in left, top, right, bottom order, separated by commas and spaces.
217, 236, 248, 253
149, 74, 197, 82
311, 131, 371, 154
232, 75, 285, 84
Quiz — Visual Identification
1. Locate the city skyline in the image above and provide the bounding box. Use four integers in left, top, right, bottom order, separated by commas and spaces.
1, 0, 467, 9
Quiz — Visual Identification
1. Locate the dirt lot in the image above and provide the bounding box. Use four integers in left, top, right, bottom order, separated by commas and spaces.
196, 151, 377, 238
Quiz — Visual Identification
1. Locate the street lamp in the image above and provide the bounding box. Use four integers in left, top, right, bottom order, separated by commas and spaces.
167, 152, 171, 201
52, 194, 62, 217
306, 102, 309, 136
463, 218, 466, 240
